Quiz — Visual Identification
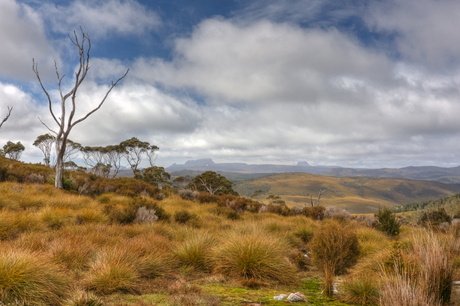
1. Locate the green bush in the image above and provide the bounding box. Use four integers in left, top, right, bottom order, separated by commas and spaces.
419, 207, 452, 227
375, 207, 400, 237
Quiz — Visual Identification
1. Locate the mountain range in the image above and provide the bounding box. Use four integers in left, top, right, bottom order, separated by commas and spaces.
166, 159, 460, 184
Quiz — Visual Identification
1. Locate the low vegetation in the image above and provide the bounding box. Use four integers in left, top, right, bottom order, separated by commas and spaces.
0, 156, 459, 305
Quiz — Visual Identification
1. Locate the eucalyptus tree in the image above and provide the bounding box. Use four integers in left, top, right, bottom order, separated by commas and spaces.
32, 28, 129, 189
119, 137, 159, 175
101, 145, 125, 178
33, 133, 55, 167
3, 141, 25, 160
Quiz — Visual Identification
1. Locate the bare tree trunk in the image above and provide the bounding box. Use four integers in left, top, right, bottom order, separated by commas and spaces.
33, 28, 128, 189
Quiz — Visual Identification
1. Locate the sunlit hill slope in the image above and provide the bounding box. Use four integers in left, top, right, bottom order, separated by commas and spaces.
234, 172, 460, 214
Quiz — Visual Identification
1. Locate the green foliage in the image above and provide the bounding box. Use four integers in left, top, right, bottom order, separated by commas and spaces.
375, 207, 400, 237
187, 171, 238, 196
33, 133, 55, 167
3, 141, 25, 160
419, 207, 452, 227
135, 166, 171, 186
119, 137, 159, 174
310, 221, 361, 297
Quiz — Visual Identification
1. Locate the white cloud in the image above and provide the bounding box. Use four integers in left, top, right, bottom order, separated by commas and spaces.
135, 18, 393, 104
40, 0, 161, 39
0, 0, 57, 80
365, 0, 460, 69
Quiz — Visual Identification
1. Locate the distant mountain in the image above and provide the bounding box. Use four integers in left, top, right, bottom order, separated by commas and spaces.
166, 159, 336, 174
323, 166, 460, 184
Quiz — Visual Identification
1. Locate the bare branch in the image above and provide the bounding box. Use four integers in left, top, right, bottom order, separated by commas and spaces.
38, 117, 58, 135
0, 106, 12, 129
71, 69, 129, 127
33, 59, 60, 126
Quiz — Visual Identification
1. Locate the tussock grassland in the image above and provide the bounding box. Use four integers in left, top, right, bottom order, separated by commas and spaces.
0, 166, 459, 305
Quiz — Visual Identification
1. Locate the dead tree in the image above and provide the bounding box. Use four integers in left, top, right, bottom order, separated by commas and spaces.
33, 29, 129, 189
310, 189, 326, 207
0, 106, 12, 129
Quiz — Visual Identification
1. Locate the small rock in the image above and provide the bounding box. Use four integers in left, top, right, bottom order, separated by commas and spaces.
287, 292, 308, 302
280, 294, 288, 298
453, 281, 460, 286
273, 295, 284, 300
333, 283, 339, 294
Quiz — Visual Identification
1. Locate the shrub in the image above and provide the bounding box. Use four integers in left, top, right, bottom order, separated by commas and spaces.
323, 206, 352, 221
302, 205, 325, 220
103, 203, 137, 224
266, 204, 294, 216
0, 249, 72, 305
174, 210, 195, 224
310, 220, 361, 297
419, 207, 452, 228
212, 228, 298, 285
375, 207, 400, 237
178, 189, 199, 201
134, 206, 158, 223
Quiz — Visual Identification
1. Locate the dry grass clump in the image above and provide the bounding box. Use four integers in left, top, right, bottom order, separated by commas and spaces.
85, 247, 143, 294
173, 231, 216, 271
356, 227, 391, 256
380, 267, 440, 306
49, 237, 95, 271
310, 220, 360, 297
66, 290, 105, 306
212, 226, 298, 285
379, 230, 453, 305
0, 249, 72, 305
340, 275, 379, 305
0, 210, 43, 240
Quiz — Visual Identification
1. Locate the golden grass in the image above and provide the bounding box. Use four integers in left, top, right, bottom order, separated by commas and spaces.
0, 179, 457, 305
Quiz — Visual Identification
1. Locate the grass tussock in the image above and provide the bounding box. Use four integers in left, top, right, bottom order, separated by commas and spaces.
212, 227, 298, 285
0, 249, 72, 305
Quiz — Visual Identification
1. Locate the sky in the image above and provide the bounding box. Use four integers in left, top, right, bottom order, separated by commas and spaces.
1, 0, 460, 169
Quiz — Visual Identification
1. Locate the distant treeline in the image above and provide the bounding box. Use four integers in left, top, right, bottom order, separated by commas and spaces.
394, 193, 460, 214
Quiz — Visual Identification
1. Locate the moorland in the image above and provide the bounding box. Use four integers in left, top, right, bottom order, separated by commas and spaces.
0, 156, 459, 306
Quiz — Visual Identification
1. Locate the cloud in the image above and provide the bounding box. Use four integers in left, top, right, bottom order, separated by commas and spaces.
0, 81, 51, 161
127, 17, 460, 168
0, 0, 57, 81
135, 18, 393, 104
39, 0, 161, 39
365, 0, 460, 69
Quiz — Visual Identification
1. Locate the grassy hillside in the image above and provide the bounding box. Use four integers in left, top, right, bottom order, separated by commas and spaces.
234, 172, 460, 213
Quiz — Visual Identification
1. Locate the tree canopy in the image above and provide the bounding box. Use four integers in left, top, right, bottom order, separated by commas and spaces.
187, 171, 238, 195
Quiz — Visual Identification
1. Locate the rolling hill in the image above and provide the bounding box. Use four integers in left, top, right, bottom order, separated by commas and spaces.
234, 172, 460, 214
